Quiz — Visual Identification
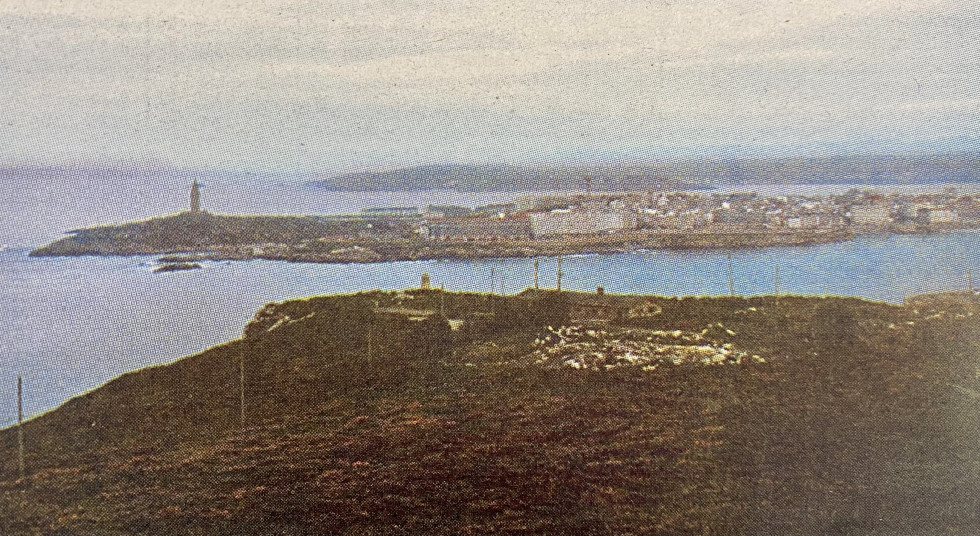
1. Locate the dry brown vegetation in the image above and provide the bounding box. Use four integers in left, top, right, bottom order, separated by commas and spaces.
1, 290, 979, 535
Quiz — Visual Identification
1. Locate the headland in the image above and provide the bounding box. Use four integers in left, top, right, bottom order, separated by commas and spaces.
28, 187, 980, 264
1, 288, 979, 534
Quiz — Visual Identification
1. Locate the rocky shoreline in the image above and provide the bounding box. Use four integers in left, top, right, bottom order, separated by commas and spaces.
28, 211, 980, 266
32, 227, 856, 265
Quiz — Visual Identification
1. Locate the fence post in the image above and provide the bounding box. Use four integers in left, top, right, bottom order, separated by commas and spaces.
239, 356, 245, 428
17, 376, 24, 480
557, 255, 563, 292
774, 265, 780, 297
727, 252, 735, 296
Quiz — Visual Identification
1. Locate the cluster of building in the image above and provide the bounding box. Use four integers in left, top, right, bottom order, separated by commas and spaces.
352, 187, 980, 242
182, 179, 979, 245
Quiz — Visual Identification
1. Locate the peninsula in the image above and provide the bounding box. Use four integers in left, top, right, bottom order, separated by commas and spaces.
29, 211, 856, 263
29, 183, 980, 264
1, 288, 979, 534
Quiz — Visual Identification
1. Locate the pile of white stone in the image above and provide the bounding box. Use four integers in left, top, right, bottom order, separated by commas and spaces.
530, 325, 765, 371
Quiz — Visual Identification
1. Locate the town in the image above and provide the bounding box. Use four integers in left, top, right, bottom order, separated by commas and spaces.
29, 182, 980, 265
376, 187, 980, 242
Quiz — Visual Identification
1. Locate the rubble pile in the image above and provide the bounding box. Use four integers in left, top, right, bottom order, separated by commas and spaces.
530, 325, 765, 371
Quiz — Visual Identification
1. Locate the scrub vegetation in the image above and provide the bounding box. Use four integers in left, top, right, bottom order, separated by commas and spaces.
1, 290, 979, 535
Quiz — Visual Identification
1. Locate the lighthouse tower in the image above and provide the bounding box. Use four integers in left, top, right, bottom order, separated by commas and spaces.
189, 179, 201, 213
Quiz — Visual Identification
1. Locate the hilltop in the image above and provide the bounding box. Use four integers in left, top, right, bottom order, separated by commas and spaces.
1, 289, 979, 535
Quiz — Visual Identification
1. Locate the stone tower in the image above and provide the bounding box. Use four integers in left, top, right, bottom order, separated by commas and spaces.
190, 179, 201, 213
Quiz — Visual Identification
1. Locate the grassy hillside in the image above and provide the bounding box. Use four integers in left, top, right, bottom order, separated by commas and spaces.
1, 290, 979, 535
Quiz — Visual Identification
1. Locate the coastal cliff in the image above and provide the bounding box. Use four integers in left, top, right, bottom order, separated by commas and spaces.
1, 290, 979, 534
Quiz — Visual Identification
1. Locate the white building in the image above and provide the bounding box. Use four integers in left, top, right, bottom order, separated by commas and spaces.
785, 214, 821, 229
529, 209, 636, 238
850, 205, 890, 225
927, 209, 960, 224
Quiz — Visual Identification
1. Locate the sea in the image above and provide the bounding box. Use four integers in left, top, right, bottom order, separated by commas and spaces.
2, 168, 980, 426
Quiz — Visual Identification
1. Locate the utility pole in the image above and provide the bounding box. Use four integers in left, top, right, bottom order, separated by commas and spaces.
534, 259, 539, 291
556, 255, 563, 292
727, 252, 735, 297
17, 376, 24, 480
239, 356, 245, 428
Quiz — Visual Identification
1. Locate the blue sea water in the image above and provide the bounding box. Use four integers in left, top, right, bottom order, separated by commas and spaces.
1, 169, 979, 426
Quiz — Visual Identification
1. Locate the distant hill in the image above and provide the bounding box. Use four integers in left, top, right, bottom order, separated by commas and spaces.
695, 151, 980, 185
311, 152, 980, 191
311, 164, 709, 192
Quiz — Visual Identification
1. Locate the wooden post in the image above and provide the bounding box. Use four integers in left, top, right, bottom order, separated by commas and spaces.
489, 267, 495, 295
17, 376, 24, 479
969, 269, 974, 293
556, 255, 563, 292
774, 265, 780, 297
727, 252, 735, 297
534, 259, 539, 290
238, 356, 245, 428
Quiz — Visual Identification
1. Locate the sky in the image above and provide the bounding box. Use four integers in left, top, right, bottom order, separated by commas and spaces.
1, 0, 979, 173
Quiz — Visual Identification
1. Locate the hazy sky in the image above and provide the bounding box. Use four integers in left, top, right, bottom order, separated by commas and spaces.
2, 0, 979, 173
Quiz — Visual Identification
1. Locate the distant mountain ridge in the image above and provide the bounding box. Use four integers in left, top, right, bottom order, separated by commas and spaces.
311, 152, 980, 192
311, 163, 709, 192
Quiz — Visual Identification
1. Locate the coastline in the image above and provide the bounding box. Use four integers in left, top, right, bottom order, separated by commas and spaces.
26, 210, 980, 265
8, 224, 980, 426
30, 227, 857, 265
